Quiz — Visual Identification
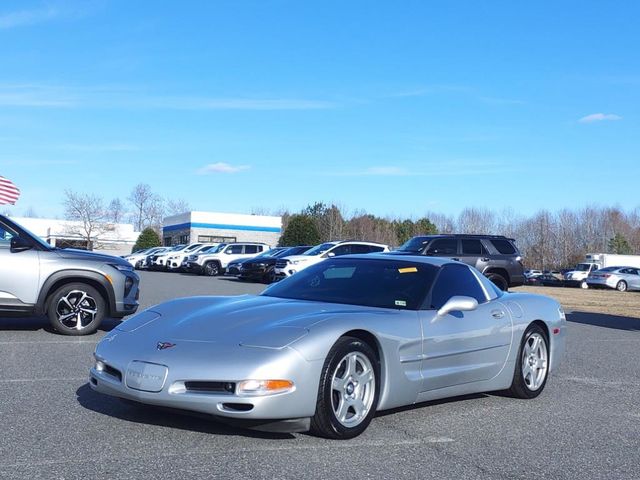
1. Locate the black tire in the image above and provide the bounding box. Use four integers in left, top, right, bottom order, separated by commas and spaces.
486, 273, 508, 291
46, 283, 106, 336
616, 280, 628, 292
507, 324, 549, 399
310, 336, 380, 439
203, 261, 220, 276
262, 267, 276, 284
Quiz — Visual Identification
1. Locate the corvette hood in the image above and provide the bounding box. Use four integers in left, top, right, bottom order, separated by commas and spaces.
117, 295, 382, 346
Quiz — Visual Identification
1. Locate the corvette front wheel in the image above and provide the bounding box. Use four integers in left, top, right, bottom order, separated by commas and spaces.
508, 324, 549, 399
310, 337, 380, 439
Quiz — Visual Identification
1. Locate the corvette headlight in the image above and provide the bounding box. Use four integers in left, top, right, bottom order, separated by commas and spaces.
236, 379, 295, 396
110, 263, 134, 272
94, 359, 106, 372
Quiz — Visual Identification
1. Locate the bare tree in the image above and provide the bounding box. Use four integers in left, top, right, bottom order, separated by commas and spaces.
63, 190, 108, 250
128, 184, 155, 231
166, 198, 191, 216
107, 198, 125, 224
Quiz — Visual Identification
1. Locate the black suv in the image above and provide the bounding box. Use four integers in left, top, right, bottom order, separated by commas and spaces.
393, 235, 525, 290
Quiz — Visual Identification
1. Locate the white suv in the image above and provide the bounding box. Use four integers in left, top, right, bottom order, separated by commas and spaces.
184, 242, 270, 276
166, 243, 215, 271
274, 241, 389, 279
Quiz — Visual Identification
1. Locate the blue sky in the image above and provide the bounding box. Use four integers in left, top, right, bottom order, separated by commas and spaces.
1, 0, 638, 220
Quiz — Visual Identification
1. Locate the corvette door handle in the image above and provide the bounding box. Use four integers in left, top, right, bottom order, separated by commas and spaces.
491, 310, 505, 319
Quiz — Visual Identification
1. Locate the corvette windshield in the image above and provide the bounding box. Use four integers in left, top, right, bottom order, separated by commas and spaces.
263, 258, 437, 310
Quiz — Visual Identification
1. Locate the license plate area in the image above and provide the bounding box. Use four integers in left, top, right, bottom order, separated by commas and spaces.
125, 361, 168, 392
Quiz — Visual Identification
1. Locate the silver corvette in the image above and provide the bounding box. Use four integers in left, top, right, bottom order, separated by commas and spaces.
90, 255, 566, 439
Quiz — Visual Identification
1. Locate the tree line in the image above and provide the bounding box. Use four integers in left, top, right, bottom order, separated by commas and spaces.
61, 184, 189, 249
279, 204, 640, 269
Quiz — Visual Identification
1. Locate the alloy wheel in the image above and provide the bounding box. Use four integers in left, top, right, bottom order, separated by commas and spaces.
521, 332, 548, 391
55, 290, 98, 331
330, 352, 376, 427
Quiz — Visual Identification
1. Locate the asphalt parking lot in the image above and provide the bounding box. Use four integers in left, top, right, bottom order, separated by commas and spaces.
1, 272, 639, 479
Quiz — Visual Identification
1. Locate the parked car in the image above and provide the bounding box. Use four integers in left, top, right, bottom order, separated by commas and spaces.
238, 246, 312, 283
587, 266, 640, 292
565, 253, 640, 289
90, 254, 566, 438
393, 234, 525, 290
147, 245, 186, 271
184, 242, 270, 276
538, 274, 565, 287
179, 244, 219, 270
123, 247, 165, 269
525, 269, 543, 279
166, 243, 216, 271
226, 248, 289, 277
274, 241, 389, 280
0, 214, 140, 335
139, 247, 172, 270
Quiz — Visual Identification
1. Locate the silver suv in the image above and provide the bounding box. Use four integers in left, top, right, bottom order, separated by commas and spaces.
0, 215, 140, 335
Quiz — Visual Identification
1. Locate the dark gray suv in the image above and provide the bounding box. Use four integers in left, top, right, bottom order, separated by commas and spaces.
393, 235, 525, 290
0, 215, 140, 335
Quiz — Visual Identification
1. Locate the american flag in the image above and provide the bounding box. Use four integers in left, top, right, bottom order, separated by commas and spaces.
0, 176, 21, 205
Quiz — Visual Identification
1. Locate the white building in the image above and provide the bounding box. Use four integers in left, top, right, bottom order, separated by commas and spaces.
12, 217, 140, 256
162, 211, 282, 247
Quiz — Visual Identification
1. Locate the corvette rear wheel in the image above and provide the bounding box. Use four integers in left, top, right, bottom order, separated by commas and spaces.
47, 283, 106, 336
508, 324, 549, 399
310, 336, 379, 439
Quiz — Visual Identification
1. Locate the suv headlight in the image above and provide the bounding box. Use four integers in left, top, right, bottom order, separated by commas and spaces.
110, 263, 134, 272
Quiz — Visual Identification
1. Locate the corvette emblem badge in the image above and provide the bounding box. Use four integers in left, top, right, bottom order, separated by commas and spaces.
157, 342, 176, 351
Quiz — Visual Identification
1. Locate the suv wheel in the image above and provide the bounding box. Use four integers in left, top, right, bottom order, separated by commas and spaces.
203, 261, 220, 276
47, 283, 106, 335
486, 273, 508, 291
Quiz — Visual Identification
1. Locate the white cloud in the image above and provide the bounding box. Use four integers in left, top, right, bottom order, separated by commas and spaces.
327, 161, 515, 177
364, 166, 410, 176
0, 84, 336, 110
54, 143, 140, 152
197, 162, 250, 175
0, 7, 58, 29
579, 113, 622, 123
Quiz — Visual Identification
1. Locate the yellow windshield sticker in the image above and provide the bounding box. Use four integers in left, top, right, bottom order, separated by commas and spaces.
398, 267, 418, 273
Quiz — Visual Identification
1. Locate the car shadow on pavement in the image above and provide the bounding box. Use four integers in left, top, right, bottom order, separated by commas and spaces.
566, 311, 640, 331
75, 383, 295, 440
0, 315, 122, 334
375, 393, 489, 418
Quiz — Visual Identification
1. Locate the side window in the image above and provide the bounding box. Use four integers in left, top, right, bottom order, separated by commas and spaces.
426, 239, 457, 255
461, 239, 486, 255
368, 245, 385, 253
0, 223, 16, 249
429, 264, 488, 310
245, 245, 259, 254
489, 239, 516, 254
350, 244, 371, 254
226, 244, 244, 254
329, 245, 352, 257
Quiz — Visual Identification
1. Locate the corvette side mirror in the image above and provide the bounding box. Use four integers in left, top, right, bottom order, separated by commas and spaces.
437, 296, 478, 317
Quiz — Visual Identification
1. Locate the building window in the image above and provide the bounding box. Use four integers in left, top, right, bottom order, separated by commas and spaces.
179, 234, 190, 244
164, 237, 172, 246
198, 235, 237, 243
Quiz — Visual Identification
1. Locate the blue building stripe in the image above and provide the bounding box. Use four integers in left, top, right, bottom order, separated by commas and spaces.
163, 222, 281, 233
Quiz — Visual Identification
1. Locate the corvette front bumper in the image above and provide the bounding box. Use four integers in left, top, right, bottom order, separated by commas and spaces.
88, 344, 323, 426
